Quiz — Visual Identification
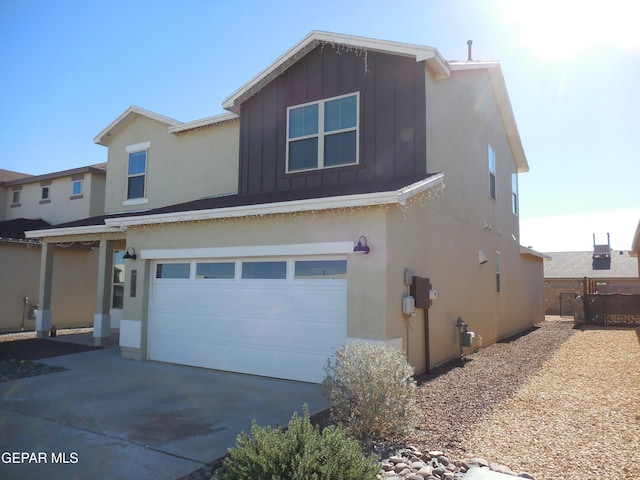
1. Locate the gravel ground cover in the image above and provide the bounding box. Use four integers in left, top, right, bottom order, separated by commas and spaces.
457, 322, 640, 480
0, 328, 99, 382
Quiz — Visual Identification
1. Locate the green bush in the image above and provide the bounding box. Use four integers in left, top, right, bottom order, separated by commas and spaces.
323, 342, 420, 441
221, 406, 379, 480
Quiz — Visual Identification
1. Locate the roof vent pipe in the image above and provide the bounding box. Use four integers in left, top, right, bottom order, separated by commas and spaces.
467, 40, 473, 61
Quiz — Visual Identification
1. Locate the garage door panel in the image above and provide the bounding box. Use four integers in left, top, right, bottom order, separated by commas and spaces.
149, 257, 347, 383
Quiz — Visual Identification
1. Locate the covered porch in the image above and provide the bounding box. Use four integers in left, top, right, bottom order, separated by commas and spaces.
25, 224, 128, 347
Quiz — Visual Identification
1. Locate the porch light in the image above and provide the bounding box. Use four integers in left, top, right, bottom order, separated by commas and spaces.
353, 236, 370, 254
123, 247, 137, 260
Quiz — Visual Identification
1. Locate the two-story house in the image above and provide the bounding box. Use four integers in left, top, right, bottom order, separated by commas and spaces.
26, 32, 545, 383
0, 164, 106, 332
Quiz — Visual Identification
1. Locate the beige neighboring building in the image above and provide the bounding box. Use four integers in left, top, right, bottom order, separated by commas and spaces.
544, 234, 640, 316
633, 218, 640, 276
0, 165, 106, 332
26, 32, 546, 383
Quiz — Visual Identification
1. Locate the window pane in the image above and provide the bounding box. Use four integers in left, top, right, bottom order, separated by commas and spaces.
295, 260, 347, 279
488, 145, 496, 173
324, 131, 356, 167
241, 261, 287, 279
112, 285, 124, 309
289, 104, 318, 138
128, 175, 145, 199
156, 263, 190, 279
196, 262, 235, 279
489, 173, 496, 200
289, 137, 318, 171
12, 191, 20, 203
128, 151, 146, 175
511, 173, 519, 215
325, 95, 357, 132
72, 180, 82, 195
41, 187, 49, 199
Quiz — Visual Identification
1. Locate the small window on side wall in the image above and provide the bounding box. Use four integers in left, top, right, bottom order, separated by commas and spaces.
495, 251, 501, 293
12, 190, 20, 205
72, 179, 83, 196
488, 144, 496, 200
511, 172, 519, 215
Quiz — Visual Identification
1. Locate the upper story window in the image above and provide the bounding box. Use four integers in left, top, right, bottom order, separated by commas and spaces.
125, 142, 150, 201
72, 179, 83, 196
511, 172, 519, 215
488, 144, 496, 200
287, 92, 359, 173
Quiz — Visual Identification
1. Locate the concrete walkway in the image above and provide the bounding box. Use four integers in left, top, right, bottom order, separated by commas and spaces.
0, 346, 327, 480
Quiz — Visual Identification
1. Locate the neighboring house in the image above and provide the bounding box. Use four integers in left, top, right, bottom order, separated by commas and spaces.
632, 218, 640, 276
0, 165, 106, 332
26, 31, 545, 383
544, 234, 640, 315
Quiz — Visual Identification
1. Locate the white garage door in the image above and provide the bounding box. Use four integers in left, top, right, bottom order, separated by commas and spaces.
148, 257, 347, 383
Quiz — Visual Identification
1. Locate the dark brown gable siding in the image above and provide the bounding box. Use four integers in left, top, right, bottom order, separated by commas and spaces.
238, 45, 427, 195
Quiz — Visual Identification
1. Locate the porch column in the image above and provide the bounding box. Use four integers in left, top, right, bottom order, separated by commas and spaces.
36, 241, 54, 339
94, 239, 114, 346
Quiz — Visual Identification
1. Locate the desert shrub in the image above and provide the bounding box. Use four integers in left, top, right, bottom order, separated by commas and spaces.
221, 406, 379, 480
323, 342, 420, 441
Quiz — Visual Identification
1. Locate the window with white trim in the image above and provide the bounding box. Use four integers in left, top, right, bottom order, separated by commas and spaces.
72, 179, 83, 196
41, 186, 50, 200
488, 144, 496, 200
12, 190, 20, 205
125, 142, 150, 201
287, 92, 359, 172
511, 172, 519, 215
127, 150, 146, 199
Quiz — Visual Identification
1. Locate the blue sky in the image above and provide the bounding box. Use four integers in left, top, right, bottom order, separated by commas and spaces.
1, 0, 639, 251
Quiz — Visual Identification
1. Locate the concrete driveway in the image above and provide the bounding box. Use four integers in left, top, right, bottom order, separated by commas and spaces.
0, 345, 328, 480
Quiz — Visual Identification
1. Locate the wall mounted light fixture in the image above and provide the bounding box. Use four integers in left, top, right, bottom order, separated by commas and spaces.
353, 236, 370, 254
353, 235, 371, 253
123, 247, 137, 260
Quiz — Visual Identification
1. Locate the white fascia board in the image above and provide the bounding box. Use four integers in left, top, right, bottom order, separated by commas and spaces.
222, 31, 450, 112
168, 112, 239, 134
105, 173, 444, 229
141, 241, 355, 260
520, 246, 552, 260
94, 106, 181, 145
25, 224, 123, 239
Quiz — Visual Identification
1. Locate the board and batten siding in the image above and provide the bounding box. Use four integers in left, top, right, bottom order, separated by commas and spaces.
238, 46, 428, 195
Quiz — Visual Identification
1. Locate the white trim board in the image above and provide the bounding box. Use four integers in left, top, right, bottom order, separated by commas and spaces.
141, 241, 355, 260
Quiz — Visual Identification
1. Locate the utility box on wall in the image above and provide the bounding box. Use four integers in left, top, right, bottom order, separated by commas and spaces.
410, 276, 431, 309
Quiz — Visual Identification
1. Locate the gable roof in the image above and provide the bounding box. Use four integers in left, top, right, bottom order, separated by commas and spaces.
0, 169, 32, 183
544, 250, 638, 279
3, 163, 107, 187
222, 31, 451, 114
94, 106, 182, 146
94, 106, 239, 145
450, 61, 529, 173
